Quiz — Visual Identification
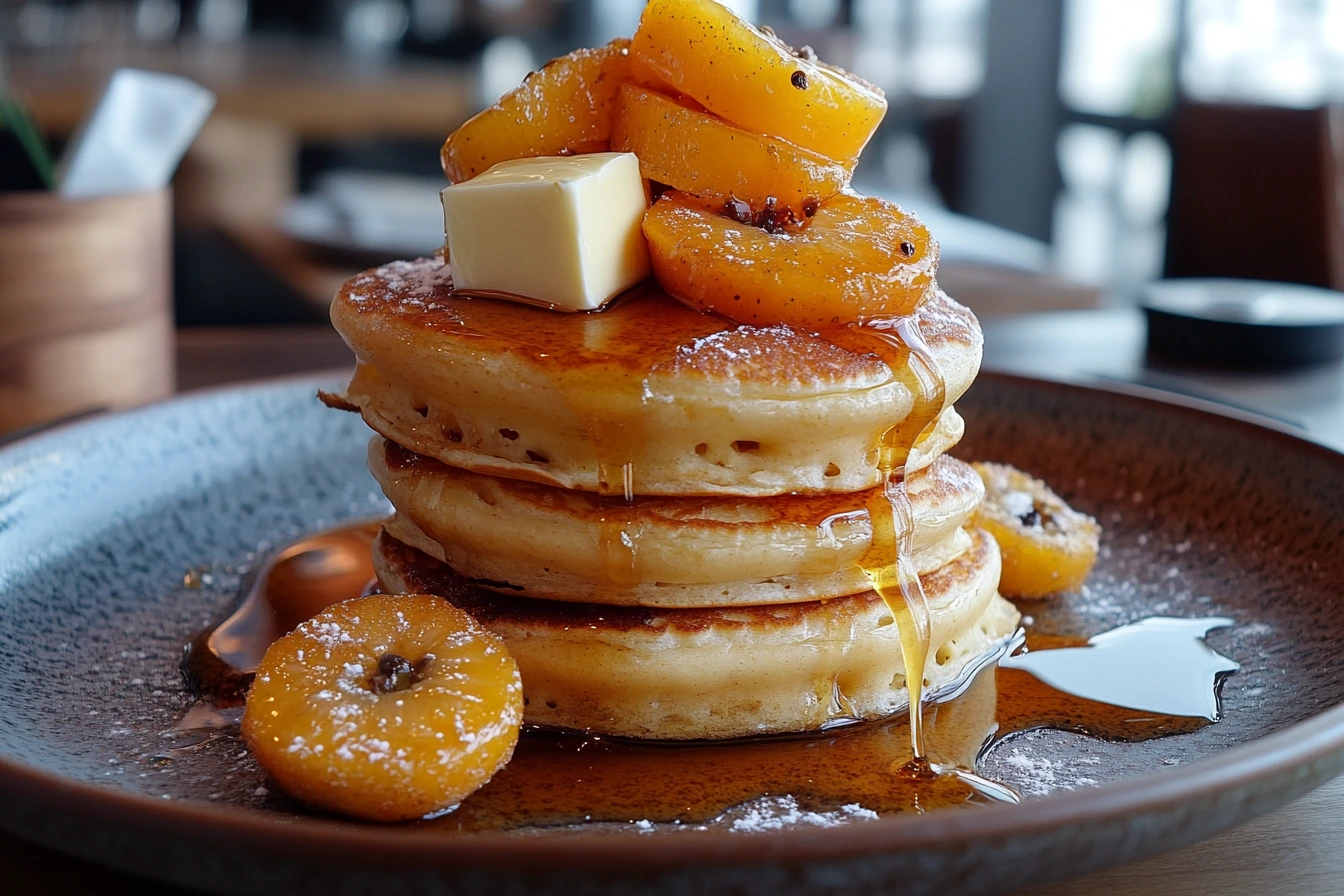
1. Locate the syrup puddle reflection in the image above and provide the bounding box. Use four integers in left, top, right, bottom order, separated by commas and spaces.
1001, 617, 1239, 721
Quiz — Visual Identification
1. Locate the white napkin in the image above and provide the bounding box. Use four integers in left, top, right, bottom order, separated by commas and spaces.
59, 68, 215, 198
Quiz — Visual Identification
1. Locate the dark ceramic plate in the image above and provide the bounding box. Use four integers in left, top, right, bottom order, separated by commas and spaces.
2, 372, 1343, 896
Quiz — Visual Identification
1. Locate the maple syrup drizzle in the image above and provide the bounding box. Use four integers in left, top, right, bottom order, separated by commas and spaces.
582, 383, 644, 589
821, 316, 1009, 799
593, 454, 640, 586
182, 521, 1237, 827
878, 321, 941, 757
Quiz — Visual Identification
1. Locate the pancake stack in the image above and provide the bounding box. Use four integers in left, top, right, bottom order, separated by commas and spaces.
328, 262, 1020, 740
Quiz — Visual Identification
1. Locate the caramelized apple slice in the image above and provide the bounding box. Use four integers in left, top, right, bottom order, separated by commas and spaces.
441, 39, 632, 183
611, 85, 849, 216
643, 191, 937, 327
630, 0, 886, 165
971, 462, 1101, 599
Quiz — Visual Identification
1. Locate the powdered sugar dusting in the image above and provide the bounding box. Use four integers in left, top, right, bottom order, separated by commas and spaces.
343, 257, 454, 310
301, 618, 355, 651
996, 748, 1100, 797
649, 324, 889, 391
375, 259, 454, 294
721, 796, 879, 833
912, 287, 980, 346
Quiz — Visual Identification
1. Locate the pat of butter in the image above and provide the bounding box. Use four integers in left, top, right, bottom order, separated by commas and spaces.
441, 152, 651, 311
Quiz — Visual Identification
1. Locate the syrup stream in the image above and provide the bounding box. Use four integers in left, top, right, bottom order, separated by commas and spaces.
856, 317, 944, 761
823, 316, 1018, 801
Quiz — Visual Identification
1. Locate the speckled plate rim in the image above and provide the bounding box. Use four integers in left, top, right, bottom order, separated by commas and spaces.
2, 371, 1344, 883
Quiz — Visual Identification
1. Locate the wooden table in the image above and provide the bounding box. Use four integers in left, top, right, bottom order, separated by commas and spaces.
173, 325, 355, 391
4, 319, 1343, 894
13, 40, 473, 141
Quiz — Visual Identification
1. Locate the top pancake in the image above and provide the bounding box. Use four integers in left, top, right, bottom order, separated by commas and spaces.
331, 257, 983, 496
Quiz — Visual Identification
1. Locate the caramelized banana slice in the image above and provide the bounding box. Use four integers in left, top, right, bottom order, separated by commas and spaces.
242, 593, 522, 822
611, 85, 850, 216
643, 190, 937, 327
631, 0, 886, 164
441, 39, 632, 183
971, 462, 1101, 598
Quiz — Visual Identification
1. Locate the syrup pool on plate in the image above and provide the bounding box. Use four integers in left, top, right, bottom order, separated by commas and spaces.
181, 519, 1240, 828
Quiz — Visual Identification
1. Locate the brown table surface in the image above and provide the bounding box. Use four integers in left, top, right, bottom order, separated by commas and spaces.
5, 319, 1344, 894
13, 40, 473, 141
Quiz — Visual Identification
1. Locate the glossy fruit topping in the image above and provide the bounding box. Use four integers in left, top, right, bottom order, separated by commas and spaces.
971, 462, 1101, 599
441, 39, 632, 183
630, 0, 886, 165
611, 84, 849, 216
643, 190, 937, 327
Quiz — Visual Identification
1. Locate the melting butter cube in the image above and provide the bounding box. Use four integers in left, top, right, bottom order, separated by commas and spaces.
441, 152, 651, 311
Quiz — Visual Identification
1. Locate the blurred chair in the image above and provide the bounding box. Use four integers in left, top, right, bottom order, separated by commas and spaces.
1165, 102, 1344, 290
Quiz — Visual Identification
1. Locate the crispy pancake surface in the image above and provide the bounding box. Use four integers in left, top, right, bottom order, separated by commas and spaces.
371, 437, 984, 606
330, 258, 981, 496
374, 527, 1020, 740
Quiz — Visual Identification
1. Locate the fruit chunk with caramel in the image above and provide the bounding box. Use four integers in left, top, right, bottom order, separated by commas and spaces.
242, 593, 522, 822
441, 39, 632, 183
631, 0, 886, 165
643, 190, 937, 328
611, 84, 849, 216
971, 462, 1101, 598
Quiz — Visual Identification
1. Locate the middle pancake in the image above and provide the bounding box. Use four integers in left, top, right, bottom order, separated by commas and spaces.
370, 437, 985, 607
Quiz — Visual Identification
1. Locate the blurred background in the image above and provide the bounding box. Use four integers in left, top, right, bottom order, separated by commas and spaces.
5, 0, 1344, 321
2, 0, 1344, 438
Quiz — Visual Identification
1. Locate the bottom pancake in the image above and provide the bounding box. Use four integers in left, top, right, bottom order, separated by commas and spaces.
374, 527, 1021, 740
